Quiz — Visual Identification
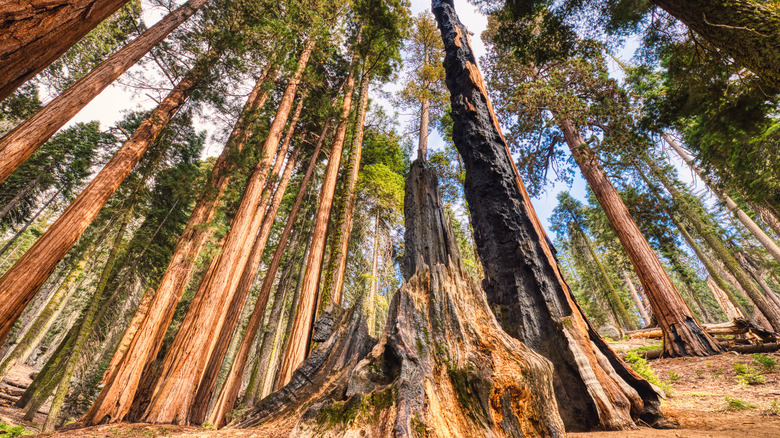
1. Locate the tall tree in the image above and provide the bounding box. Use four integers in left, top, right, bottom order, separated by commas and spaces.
432, 0, 668, 430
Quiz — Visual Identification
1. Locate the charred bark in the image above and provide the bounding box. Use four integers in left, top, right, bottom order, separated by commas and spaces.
236, 160, 565, 437
432, 0, 670, 430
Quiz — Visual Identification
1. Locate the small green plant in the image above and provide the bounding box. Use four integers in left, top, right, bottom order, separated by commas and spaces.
624, 351, 671, 394
200, 422, 216, 430
0, 422, 31, 438
725, 396, 756, 411
694, 369, 705, 379
752, 353, 778, 372
711, 367, 723, 378
734, 362, 766, 386
765, 400, 780, 416
668, 371, 683, 383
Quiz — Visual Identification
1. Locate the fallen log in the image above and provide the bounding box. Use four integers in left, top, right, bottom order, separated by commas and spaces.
628, 318, 777, 342
631, 342, 780, 361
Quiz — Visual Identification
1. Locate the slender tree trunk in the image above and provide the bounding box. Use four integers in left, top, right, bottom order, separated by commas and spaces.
207, 122, 328, 428
320, 69, 371, 309
623, 270, 650, 326
80, 64, 275, 427
752, 202, 780, 238
0, 169, 48, 223
189, 97, 306, 424
0, 188, 61, 258
563, 121, 718, 355
276, 45, 359, 389
0, 244, 92, 378
0, 0, 129, 101
0, 0, 209, 184
651, 0, 780, 89
18, 325, 75, 420
418, 97, 430, 161
664, 133, 780, 265
366, 211, 381, 335
100, 286, 153, 385
42, 212, 130, 432
646, 157, 780, 332
706, 277, 742, 321
0, 65, 202, 346
138, 40, 314, 425
432, 0, 670, 430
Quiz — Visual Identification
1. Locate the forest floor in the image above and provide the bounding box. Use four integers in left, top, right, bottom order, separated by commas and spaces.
2, 338, 780, 437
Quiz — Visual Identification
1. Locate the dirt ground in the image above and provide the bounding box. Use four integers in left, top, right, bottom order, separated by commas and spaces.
3, 339, 780, 437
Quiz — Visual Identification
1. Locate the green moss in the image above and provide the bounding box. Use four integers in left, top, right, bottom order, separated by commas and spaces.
315, 385, 397, 430
447, 366, 487, 425
411, 414, 428, 437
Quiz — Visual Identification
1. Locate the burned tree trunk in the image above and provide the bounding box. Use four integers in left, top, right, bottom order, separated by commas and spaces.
0, 0, 208, 184
236, 160, 565, 437
431, 0, 669, 430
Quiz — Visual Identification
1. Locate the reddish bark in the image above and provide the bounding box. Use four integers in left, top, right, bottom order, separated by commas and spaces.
79, 65, 275, 426
0, 65, 203, 346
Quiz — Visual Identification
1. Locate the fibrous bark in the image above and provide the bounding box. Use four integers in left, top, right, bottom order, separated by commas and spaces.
80, 64, 274, 426
624, 270, 651, 327
432, 0, 668, 430
0, 0, 129, 101
236, 160, 565, 438
0, 64, 203, 345
651, 0, 780, 89
0, 0, 208, 184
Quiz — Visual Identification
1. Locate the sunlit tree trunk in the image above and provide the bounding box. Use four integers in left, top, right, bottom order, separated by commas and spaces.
664, 133, 780, 265
623, 270, 650, 326
139, 39, 314, 425
320, 68, 371, 309
275, 44, 359, 389
0, 0, 209, 184
207, 122, 328, 428
0, 65, 203, 345
80, 64, 274, 426
366, 210, 381, 335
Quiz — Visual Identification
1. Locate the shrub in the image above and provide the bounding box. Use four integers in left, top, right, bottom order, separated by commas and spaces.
734, 362, 766, 386
625, 351, 671, 394
752, 353, 778, 372
725, 397, 756, 411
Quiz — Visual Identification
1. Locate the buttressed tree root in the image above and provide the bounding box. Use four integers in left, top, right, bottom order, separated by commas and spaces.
236, 160, 566, 437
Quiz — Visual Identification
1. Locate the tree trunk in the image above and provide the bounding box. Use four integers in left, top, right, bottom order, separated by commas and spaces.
646, 157, 780, 332
366, 211, 381, 335
138, 40, 313, 426
752, 202, 780, 238
664, 133, 780, 265
0, 0, 130, 101
624, 270, 651, 326
100, 286, 153, 385
276, 46, 359, 389
651, 0, 780, 89
707, 277, 745, 320
0, 0, 208, 184
236, 159, 566, 437
563, 122, 716, 355
189, 96, 307, 425
42, 211, 130, 432
418, 97, 430, 161
0, 188, 61, 258
320, 69, 371, 309
432, 0, 670, 430
79, 64, 274, 426
0, 169, 48, 223
0, 65, 202, 346
207, 122, 328, 428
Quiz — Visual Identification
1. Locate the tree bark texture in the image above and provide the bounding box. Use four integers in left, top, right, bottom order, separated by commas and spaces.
207, 122, 329, 428
320, 71, 371, 309
138, 40, 313, 425
0, 66, 201, 346
189, 97, 306, 424
432, 0, 669, 430
707, 277, 745, 321
647, 157, 780, 333
0, 0, 208, 184
664, 133, 780, 266
563, 122, 718, 356
624, 270, 651, 327
651, 0, 780, 89
276, 49, 358, 389
236, 160, 566, 437
80, 65, 275, 426
0, 0, 128, 101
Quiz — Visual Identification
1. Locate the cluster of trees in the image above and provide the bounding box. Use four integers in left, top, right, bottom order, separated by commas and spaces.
0, 0, 778, 435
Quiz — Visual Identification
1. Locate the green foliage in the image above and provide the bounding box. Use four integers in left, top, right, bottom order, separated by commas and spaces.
733, 362, 766, 386
766, 400, 780, 416
753, 354, 778, 372
725, 396, 756, 411
624, 351, 670, 394
0, 422, 31, 438
667, 371, 682, 383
